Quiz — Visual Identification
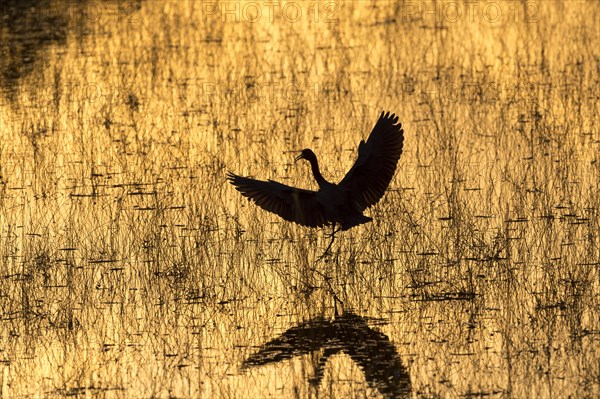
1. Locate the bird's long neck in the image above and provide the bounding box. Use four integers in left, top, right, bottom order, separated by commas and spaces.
307, 156, 328, 187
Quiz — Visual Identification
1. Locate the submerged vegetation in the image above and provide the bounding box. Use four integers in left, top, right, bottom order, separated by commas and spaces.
0, 1, 598, 397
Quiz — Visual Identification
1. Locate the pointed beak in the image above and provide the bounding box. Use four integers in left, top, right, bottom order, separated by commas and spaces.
294, 153, 304, 162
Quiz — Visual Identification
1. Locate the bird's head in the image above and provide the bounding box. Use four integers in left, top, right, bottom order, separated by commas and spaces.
295, 148, 316, 163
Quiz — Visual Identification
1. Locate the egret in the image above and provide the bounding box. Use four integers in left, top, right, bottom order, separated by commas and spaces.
228, 111, 404, 254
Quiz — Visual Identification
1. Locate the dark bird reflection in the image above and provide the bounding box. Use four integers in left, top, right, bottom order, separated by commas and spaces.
242, 312, 411, 398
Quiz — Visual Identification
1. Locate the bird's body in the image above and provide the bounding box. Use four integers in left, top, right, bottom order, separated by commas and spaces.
228, 111, 404, 233
315, 181, 372, 230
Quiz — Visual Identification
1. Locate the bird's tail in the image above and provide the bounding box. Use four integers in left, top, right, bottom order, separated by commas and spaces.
341, 215, 372, 231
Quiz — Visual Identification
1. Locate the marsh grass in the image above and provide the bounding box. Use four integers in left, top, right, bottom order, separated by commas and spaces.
0, 0, 599, 397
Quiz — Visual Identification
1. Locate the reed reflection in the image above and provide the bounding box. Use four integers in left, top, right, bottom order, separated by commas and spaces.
242, 311, 411, 398
0, 0, 141, 101
0, 0, 67, 97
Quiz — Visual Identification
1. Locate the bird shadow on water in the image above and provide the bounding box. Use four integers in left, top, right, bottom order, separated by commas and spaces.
240, 311, 412, 399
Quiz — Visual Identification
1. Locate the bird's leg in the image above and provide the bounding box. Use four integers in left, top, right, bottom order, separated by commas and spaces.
328, 222, 343, 238
318, 223, 338, 261
332, 293, 344, 318
311, 258, 344, 316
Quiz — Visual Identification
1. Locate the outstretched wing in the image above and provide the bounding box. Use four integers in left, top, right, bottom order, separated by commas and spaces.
338, 111, 404, 211
241, 317, 340, 370
227, 172, 329, 228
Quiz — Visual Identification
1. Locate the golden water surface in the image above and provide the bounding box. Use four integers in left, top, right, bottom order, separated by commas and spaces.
0, 1, 598, 398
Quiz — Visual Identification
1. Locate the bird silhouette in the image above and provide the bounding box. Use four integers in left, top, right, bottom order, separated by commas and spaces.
228, 111, 404, 251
